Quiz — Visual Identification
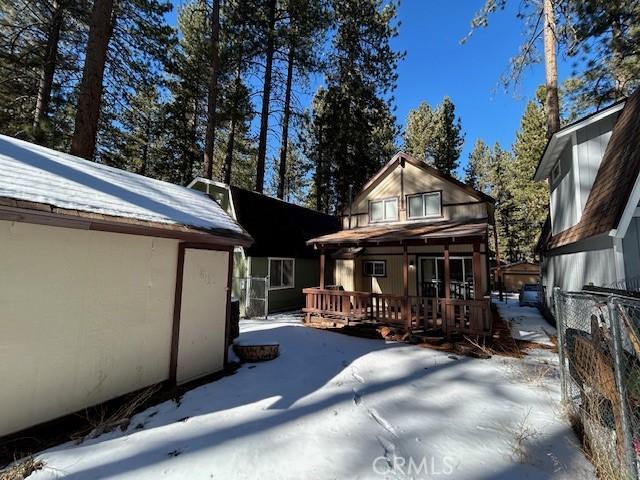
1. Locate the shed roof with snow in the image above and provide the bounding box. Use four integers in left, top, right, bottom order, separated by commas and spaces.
0, 135, 252, 246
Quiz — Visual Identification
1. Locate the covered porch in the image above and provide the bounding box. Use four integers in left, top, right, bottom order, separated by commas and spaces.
303, 219, 496, 337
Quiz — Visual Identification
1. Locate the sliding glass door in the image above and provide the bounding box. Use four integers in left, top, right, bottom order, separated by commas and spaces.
419, 257, 474, 300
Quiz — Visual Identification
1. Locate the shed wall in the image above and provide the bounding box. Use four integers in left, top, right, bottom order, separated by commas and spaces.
0, 220, 180, 437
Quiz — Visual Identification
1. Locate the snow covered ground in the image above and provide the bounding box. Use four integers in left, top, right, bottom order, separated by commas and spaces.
27, 312, 592, 480
494, 293, 557, 346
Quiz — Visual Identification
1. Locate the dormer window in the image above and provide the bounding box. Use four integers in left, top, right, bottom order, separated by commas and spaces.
407, 191, 442, 219
370, 198, 398, 223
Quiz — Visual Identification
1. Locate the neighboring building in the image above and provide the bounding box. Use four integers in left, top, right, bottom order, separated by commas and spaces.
535, 89, 640, 307
0, 135, 252, 438
189, 178, 340, 315
303, 152, 496, 336
493, 261, 540, 292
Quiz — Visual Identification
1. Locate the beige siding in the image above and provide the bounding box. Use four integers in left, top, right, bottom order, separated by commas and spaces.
0, 220, 229, 437
334, 259, 355, 291
333, 244, 489, 298
176, 248, 229, 384
347, 161, 487, 227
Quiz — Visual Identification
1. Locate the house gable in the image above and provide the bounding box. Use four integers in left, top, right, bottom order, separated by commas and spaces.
342, 153, 492, 229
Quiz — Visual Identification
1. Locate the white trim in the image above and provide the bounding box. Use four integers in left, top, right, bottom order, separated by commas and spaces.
571, 132, 582, 222
613, 237, 626, 285
363, 260, 386, 277
407, 191, 442, 219
268, 257, 295, 290
369, 197, 399, 223
611, 170, 640, 239
535, 101, 625, 181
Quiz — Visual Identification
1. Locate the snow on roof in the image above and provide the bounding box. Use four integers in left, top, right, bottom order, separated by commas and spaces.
0, 134, 246, 237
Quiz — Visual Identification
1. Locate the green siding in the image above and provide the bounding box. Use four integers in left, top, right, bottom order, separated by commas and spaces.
249, 256, 332, 313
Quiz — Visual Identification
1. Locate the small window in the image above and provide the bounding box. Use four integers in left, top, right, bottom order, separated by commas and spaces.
550, 162, 561, 185
407, 192, 442, 219
363, 260, 386, 277
370, 198, 398, 223
269, 258, 295, 289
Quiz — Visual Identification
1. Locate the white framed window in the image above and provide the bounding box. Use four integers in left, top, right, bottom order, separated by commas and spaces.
550, 162, 561, 186
269, 258, 295, 289
363, 260, 386, 277
369, 198, 398, 223
407, 191, 442, 219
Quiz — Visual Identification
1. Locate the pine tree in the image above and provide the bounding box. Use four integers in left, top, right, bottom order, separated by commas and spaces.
465, 139, 492, 191
403, 97, 464, 175
510, 87, 549, 260
303, 0, 403, 212
402, 102, 434, 162
276, 0, 330, 199
565, 0, 640, 112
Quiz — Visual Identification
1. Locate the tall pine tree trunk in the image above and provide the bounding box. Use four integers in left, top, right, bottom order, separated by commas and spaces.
70, 0, 115, 160
33, 0, 64, 140
277, 44, 295, 200
255, 0, 276, 193
223, 54, 242, 185
203, 0, 221, 179
542, 0, 560, 138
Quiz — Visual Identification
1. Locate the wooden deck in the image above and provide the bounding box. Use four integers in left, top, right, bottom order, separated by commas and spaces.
303, 287, 493, 337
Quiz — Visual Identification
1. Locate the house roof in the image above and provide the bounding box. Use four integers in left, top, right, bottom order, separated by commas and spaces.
544, 88, 640, 250
307, 218, 488, 247
534, 99, 626, 182
0, 134, 252, 246
229, 186, 341, 258
346, 152, 495, 215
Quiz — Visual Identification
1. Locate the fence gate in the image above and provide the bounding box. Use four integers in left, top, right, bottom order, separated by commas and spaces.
235, 276, 268, 318
554, 288, 640, 479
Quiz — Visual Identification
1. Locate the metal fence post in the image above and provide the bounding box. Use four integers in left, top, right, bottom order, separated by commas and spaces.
553, 287, 568, 402
607, 296, 638, 480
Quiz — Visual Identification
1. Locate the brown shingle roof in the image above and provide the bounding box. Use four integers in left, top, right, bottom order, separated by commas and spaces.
545, 88, 640, 250
307, 218, 488, 246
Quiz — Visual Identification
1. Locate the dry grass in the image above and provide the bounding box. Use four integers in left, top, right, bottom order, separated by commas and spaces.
502, 409, 540, 464
71, 384, 161, 443
0, 457, 43, 480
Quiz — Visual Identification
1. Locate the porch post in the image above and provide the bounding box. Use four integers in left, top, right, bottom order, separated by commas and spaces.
443, 242, 450, 299
473, 240, 482, 299
493, 224, 503, 301
402, 242, 410, 328
319, 249, 326, 289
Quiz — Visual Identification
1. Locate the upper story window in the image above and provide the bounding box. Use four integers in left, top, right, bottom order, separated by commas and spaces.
407, 191, 442, 219
370, 198, 398, 223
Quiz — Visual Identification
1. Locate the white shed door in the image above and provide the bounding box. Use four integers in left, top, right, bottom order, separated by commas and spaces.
176, 248, 229, 384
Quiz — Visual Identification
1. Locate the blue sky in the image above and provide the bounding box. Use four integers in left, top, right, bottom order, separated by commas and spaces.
169, 1, 575, 179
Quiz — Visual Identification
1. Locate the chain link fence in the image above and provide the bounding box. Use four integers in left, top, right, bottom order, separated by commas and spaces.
554, 288, 640, 479
234, 276, 269, 319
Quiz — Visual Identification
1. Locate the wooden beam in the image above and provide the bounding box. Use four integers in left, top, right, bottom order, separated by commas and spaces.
473, 240, 482, 299
443, 242, 450, 299
493, 223, 503, 300
402, 242, 409, 328
319, 251, 326, 289
169, 243, 187, 385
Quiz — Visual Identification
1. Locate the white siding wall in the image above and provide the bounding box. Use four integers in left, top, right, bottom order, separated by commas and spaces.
576, 114, 617, 211
550, 143, 578, 235
541, 237, 616, 305
623, 216, 640, 281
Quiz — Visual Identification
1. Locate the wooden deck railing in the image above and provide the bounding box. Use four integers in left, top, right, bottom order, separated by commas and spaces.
303, 287, 492, 336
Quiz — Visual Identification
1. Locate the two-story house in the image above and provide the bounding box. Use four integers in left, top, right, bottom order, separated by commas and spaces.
535, 88, 640, 306
303, 152, 496, 337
